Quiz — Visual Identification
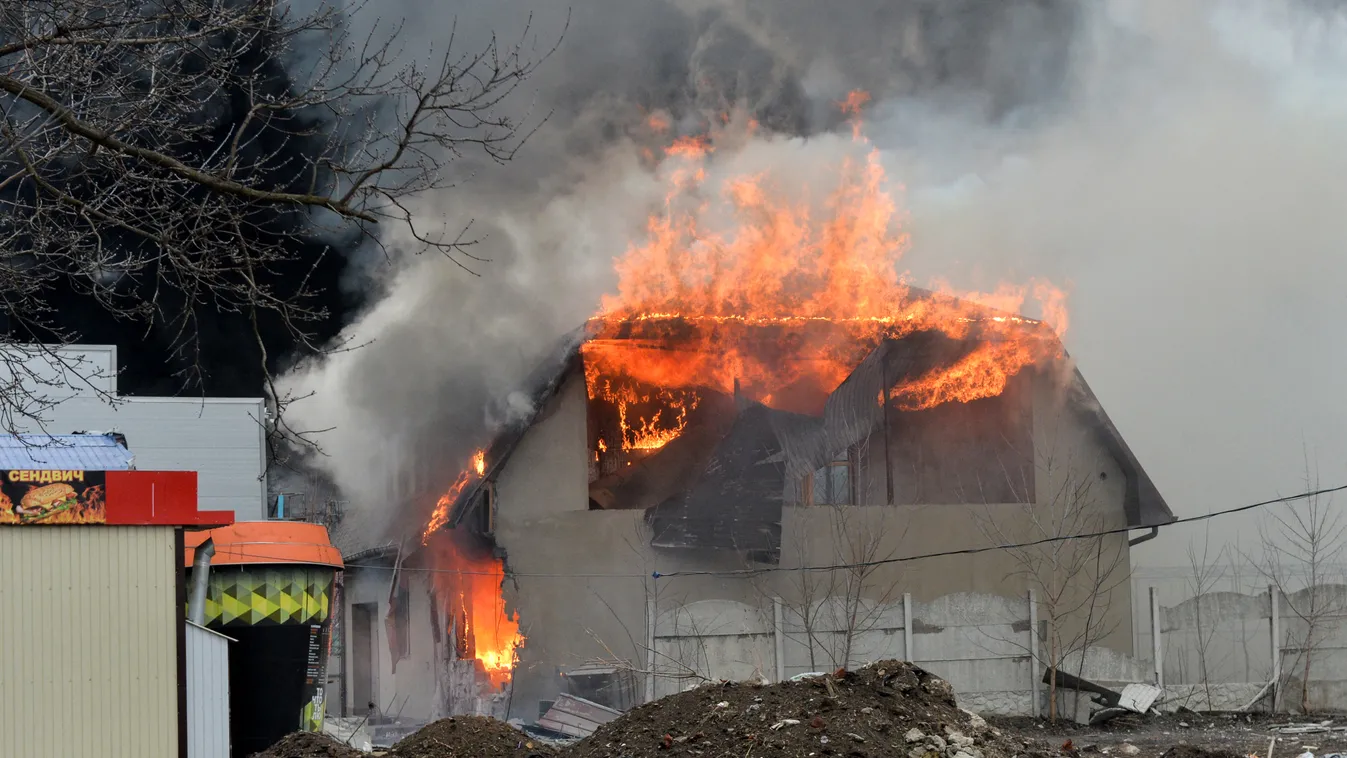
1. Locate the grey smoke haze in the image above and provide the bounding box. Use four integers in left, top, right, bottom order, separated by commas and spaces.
281, 0, 1347, 567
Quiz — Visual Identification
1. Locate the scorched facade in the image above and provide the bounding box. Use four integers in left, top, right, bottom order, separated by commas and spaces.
385, 321, 1177, 724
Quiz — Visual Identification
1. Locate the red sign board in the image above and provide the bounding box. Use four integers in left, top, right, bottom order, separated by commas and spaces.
0, 470, 232, 527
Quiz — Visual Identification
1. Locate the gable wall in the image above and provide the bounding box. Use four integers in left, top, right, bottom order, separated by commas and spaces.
487, 364, 1138, 720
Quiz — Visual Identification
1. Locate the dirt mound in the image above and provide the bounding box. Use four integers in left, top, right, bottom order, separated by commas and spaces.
390, 715, 557, 758
249, 731, 365, 758
567, 660, 1039, 758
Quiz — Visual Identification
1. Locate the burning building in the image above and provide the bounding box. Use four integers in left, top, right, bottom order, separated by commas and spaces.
330, 102, 1174, 726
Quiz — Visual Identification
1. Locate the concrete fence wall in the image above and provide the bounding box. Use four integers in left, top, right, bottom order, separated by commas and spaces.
650, 582, 1347, 715
1136, 581, 1347, 712
651, 590, 1043, 714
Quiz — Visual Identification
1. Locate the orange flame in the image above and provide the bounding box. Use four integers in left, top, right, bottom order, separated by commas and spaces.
585, 369, 700, 451
583, 91, 1065, 424
427, 532, 524, 683
421, 448, 524, 682
838, 89, 871, 139
421, 449, 486, 545
646, 111, 671, 134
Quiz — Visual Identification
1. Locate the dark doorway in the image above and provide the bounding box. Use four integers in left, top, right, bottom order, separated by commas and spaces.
225, 624, 312, 758
350, 603, 377, 715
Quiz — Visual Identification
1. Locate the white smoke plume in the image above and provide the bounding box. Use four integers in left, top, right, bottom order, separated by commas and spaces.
281, 0, 1347, 564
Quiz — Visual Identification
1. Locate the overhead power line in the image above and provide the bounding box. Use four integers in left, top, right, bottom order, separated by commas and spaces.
653, 483, 1347, 578
220, 483, 1346, 580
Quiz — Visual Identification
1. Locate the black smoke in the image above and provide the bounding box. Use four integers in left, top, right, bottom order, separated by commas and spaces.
4, 0, 1084, 400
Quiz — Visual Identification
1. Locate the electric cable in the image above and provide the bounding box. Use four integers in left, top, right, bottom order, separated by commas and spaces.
653, 483, 1347, 578
210, 482, 1347, 580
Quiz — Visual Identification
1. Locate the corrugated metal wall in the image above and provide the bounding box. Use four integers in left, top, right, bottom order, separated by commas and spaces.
0, 526, 179, 757
186, 622, 230, 758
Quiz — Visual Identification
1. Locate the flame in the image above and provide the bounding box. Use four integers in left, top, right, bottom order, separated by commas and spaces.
427, 532, 524, 684
421, 449, 486, 545
585, 366, 701, 451
646, 111, 671, 134
420, 449, 524, 683
583, 91, 1065, 421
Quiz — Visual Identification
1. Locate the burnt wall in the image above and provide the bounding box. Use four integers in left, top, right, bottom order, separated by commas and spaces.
887, 375, 1034, 505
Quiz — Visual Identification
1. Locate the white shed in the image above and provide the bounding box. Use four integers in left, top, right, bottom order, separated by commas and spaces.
186, 621, 233, 758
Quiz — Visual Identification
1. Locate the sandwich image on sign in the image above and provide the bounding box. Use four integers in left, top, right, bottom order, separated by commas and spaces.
16, 483, 80, 521
0, 480, 107, 525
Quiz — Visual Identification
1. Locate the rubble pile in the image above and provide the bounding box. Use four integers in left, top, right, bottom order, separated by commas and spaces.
566, 660, 1042, 758
389, 715, 557, 758
248, 731, 366, 758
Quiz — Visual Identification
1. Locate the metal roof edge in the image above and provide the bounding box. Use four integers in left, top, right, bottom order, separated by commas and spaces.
185, 620, 238, 643
119, 396, 265, 406
343, 542, 398, 564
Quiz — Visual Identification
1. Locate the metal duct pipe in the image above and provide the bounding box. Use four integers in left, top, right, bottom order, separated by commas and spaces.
187, 537, 215, 625
1127, 526, 1159, 547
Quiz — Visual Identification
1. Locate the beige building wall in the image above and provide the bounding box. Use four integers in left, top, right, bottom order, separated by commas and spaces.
493, 367, 1140, 716
0, 526, 180, 758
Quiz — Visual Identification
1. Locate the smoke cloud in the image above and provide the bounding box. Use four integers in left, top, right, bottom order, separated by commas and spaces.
282, 0, 1347, 566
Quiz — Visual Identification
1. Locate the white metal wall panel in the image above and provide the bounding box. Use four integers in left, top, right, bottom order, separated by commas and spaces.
186, 622, 231, 758
1, 343, 119, 397
0, 526, 179, 758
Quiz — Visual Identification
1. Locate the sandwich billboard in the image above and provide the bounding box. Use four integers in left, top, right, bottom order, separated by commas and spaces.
0, 469, 107, 524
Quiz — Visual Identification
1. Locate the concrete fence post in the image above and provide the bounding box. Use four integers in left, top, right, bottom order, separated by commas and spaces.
646, 596, 656, 703
1150, 587, 1163, 689
1028, 588, 1039, 717
773, 597, 786, 682
903, 593, 914, 662
1270, 584, 1282, 712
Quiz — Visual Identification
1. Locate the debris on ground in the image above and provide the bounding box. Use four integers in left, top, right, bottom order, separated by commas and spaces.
565, 659, 1042, 758
1118, 685, 1164, 715
389, 715, 557, 758
1280, 724, 1347, 736
248, 731, 367, 758
538, 693, 623, 738
1159, 746, 1249, 758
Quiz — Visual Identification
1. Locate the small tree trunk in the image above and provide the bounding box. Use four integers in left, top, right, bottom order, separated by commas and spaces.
1301, 625, 1314, 713
1048, 629, 1059, 721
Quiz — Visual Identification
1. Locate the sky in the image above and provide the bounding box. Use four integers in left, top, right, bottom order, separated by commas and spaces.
279, 0, 1347, 571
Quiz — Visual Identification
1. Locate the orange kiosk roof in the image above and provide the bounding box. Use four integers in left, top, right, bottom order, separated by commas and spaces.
184, 521, 343, 569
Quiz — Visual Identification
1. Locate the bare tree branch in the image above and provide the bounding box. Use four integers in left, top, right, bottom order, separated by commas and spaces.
0, 0, 563, 443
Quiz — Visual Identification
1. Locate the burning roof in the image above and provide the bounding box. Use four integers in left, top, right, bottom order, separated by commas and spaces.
435, 311, 1173, 542
430, 92, 1171, 545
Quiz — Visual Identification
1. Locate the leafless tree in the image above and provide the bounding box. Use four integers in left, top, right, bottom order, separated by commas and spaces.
1185, 528, 1227, 707
975, 432, 1130, 721
0, 1, 558, 445
1254, 453, 1347, 713
766, 433, 910, 673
